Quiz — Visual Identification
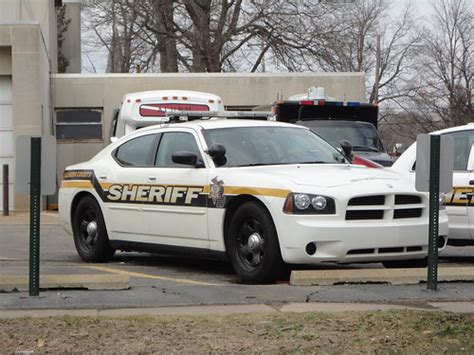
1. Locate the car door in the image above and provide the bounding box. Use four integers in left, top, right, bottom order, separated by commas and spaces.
99, 133, 159, 240
141, 129, 210, 249
443, 130, 474, 240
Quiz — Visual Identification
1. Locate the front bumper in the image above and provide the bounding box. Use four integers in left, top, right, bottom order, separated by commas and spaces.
275, 212, 449, 264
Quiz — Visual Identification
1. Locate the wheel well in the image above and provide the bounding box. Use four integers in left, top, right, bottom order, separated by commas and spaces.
223, 195, 272, 241
70, 191, 96, 222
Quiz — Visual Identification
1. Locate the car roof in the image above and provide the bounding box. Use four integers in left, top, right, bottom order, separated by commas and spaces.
137, 119, 304, 133
434, 123, 474, 134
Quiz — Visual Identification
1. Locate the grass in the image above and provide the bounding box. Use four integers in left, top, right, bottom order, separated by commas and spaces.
1, 310, 473, 353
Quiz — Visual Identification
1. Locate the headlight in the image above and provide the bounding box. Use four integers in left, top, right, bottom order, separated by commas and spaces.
294, 194, 310, 210
312, 196, 327, 210
283, 193, 335, 215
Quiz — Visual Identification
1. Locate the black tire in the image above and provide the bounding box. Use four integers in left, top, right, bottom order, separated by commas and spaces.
382, 258, 428, 269
226, 201, 284, 283
72, 195, 115, 262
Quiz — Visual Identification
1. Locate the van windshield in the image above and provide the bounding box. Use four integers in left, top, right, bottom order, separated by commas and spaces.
203, 126, 347, 167
302, 121, 385, 152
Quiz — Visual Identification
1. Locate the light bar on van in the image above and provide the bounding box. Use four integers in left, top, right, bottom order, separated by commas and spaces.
296, 100, 371, 107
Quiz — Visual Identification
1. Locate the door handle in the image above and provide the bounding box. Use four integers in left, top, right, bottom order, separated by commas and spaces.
148, 177, 157, 182
99, 175, 107, 180
469, 180, 474, 185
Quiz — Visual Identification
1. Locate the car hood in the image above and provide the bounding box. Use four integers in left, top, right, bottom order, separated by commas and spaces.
234, 164, 404, 189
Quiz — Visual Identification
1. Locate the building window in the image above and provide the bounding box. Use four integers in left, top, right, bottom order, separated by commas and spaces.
56, 109, 102, 141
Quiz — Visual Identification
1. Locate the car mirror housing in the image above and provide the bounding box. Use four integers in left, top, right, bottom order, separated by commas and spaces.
172, 151, 204, 168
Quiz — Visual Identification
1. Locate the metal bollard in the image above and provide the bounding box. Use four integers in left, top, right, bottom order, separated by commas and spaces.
2, 164, 8, 216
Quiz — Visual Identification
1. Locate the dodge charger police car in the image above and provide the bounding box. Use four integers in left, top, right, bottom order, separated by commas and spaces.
59, 119, 448, 283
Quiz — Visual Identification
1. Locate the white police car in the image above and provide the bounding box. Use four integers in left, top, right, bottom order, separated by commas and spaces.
392, 123, 474, 247
59, 119, 448, 283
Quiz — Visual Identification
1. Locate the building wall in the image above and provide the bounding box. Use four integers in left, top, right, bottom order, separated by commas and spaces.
51, 72, 366, 182
0, 24, 52, 211
0, 0, 58, 73
61, 1, 81, 73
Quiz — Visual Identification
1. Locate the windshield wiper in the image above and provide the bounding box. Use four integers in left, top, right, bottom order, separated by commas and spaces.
352, 145, 380, 152
297, 161, 330, 165
236, 162, 299, 167
236, 163, 268, 167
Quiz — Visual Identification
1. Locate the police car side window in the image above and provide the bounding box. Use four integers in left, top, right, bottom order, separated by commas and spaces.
448, 131, 474, 170
115, 134, 156, 166
155, 132, 202, 167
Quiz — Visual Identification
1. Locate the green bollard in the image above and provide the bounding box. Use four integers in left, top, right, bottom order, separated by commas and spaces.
29, 137, 41, 296
427, 135, 440, 291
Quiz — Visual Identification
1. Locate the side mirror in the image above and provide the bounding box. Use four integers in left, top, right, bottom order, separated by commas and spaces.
207, 144, 227, 167
172, 151, 204, 168
339, 140, 353, 158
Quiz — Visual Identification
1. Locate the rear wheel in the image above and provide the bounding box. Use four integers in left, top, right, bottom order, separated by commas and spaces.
226, 201, 284, 283
382, 258, 427, 268
72, 195, 115, 262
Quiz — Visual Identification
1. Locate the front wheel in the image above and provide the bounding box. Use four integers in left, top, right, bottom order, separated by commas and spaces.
72, 195, 115, 262
226, 201, 284, 283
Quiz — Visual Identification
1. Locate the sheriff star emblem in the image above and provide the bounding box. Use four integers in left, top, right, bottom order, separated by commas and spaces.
210, 177, 225, 207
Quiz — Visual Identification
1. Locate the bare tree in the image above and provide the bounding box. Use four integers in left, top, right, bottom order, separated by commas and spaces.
418, 0, 473, 127
388, 0, 473, 140
83, 0, 158, 73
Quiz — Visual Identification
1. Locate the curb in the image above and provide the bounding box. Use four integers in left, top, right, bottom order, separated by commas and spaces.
0, 274, 129, 292
1, 302, 471, 319
290, 266, 474, 286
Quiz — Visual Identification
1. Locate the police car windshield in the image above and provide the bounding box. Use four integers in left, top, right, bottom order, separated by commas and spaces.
203, 126, 346, 167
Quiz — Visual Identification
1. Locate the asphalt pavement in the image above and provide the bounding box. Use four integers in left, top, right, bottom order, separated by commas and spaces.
1, 212, 474, 313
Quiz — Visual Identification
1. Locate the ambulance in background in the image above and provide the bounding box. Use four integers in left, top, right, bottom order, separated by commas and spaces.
109, 90, 225, 142
255, 87, 393, 166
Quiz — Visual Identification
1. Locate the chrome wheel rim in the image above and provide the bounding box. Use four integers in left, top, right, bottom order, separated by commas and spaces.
79, 208, 98, 251
237, 218, 265, 268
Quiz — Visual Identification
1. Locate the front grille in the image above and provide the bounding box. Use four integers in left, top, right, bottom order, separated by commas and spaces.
347, 249, 375, 255
394, 208, 422, 219
395, 195, 421, 204
345, 210, 384, 220
347, 246, 424, 256
345, 194, 424, 221
348, 195, 385, 206
379, 247, 404, 253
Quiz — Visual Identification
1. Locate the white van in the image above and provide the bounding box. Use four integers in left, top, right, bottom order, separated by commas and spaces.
109, 90, 225, 142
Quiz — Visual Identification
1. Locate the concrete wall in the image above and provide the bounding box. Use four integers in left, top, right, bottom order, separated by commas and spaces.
0, 0, 58, 73
51, 72, 366, 180
0, 23, 52, 210
62, 1, 81, 73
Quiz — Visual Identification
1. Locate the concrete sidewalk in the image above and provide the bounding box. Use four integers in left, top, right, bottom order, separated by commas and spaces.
0, 301, 473, 319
